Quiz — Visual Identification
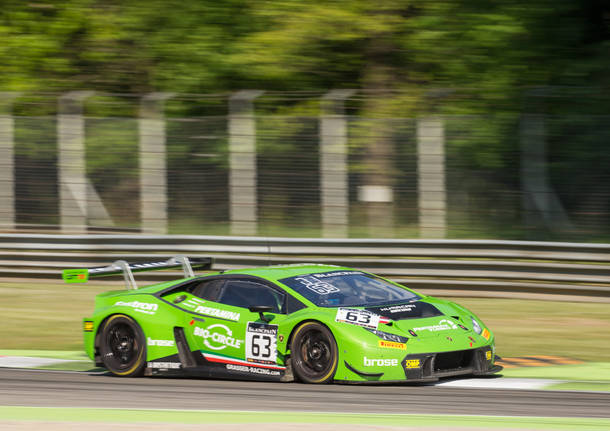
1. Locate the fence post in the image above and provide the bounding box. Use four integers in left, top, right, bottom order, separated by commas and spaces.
58, 91, 94, 233
520, 113, 572, 231
139, 93, 173, 234
229, 90, 263, 236
0, 93, 20, 230
320, 90, 355, 238
417, 116, 446, 238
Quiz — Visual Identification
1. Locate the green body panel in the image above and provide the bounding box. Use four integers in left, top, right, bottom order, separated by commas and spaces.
79, 264, 496, 382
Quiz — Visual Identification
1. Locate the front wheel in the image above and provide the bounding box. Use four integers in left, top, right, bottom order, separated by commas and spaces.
291, 321, 338, 384
99, 314, 146, 377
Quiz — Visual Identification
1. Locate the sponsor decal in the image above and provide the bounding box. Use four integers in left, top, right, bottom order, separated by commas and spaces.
147, 337, 175, 347
114, 301, 158, 315
313, 271, 364, 279
147, 361, 181, 369
405, 359, 420, 369
378, 340, 407, 350
83, 321, 94, 332
194, 305, 240, 321
180, 297, 205, 309
379, 304, 416, 314
413, 318, 458, 332
336, 308, 380, 330
363, 356, 399, 367
482, 328, 490, 340
226, 363, 281, 376
62, 269, 89, 283
194, 324, 243, 351
202, 352, 285, 370
365, 302, 443, 320
246, 322, 278, 365
486, 350, 492, 361
293, 275, 341, 295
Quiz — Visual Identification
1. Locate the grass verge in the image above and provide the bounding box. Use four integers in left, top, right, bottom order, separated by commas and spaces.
1, 407, 610, 430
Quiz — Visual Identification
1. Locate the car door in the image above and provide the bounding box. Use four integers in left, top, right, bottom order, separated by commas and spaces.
185, 277, 287, 372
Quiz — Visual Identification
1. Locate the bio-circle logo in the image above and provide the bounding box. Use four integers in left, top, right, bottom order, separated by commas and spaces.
194, 324, 243, 351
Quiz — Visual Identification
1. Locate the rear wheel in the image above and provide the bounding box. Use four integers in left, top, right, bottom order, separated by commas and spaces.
99, 314, 146, 377
291, 321, 338, 384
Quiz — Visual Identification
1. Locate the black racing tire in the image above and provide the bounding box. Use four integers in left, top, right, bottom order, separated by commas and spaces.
291, 321, 338, 384
99, 314, 146, 377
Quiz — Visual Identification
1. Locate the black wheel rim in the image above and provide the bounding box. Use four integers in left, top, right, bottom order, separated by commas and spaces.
297, 329, 333, 378
105, 323, 139, 370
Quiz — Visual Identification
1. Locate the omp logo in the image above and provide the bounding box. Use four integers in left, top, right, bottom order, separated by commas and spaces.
147, 337, 174, 347
405, 359, 420, 369
194, 305, 240, 321
194, 324, 243, 351
114, 301, 158, 314
363, 356, 399, 367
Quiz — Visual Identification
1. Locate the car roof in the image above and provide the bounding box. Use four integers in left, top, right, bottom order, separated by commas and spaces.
218, 263, 356, 282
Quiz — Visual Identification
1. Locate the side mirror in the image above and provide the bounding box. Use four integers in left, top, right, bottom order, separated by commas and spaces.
249, 305, 273, 323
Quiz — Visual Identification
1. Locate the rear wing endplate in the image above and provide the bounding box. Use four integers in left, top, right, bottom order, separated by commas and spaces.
62, 255, 213, 290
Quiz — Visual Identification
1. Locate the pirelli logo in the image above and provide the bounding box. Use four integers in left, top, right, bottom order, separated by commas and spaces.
486, 350, 492, 361
378, 340, 407, 350
405, 359, 420, 369
83, 321, 94, 332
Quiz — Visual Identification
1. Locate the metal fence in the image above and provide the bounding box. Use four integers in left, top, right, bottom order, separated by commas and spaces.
1, 90, 609, 242
1, 234, 608, 301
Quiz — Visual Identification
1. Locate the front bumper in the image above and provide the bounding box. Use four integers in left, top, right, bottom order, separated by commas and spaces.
402, 346, 501, 381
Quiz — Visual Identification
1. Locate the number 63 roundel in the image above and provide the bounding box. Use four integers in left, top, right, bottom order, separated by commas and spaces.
335, 308, 380, 330
245, 322, 278, 365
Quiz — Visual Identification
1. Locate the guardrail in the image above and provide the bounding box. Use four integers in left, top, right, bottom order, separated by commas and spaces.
1, 234, 609, 300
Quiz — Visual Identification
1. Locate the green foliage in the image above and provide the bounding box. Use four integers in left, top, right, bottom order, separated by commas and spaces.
1, 0, 609, 239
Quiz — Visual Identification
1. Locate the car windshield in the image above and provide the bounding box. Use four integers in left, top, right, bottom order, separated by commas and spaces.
278, 270, 419, 307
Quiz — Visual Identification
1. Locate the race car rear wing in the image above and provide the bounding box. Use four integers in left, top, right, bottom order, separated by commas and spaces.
62, 255, 213, 290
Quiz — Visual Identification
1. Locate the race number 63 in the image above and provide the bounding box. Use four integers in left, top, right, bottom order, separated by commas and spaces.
335, 308, 379, 329
246, 322, 278, 363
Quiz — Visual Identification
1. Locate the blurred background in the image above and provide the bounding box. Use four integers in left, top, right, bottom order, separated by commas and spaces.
1, 1, 610, 397
1, 0, 609, 241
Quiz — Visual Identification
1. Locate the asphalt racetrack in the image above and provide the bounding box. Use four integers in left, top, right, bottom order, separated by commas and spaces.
1, 368, 609, 418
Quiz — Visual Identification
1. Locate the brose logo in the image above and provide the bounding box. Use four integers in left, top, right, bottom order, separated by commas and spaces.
363, 356, 399, 367
147, 337, 174, 347
194, 324, 243, 351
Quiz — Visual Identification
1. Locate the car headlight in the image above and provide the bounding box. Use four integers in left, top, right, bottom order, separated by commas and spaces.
365, 328, 408, 343
471, 316, 482, 335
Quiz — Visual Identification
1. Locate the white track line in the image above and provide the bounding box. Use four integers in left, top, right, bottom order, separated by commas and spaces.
0, 356, 80, 368
434, 377, 560, 390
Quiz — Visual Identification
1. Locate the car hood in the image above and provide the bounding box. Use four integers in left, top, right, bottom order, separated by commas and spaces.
365, 299, 475, 339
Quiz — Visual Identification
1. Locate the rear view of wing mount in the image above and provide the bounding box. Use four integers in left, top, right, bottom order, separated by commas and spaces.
62, 255, 213, 290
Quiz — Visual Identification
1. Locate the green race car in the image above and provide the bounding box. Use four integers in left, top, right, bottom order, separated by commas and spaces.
63, 256, 501, 383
